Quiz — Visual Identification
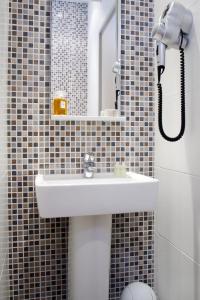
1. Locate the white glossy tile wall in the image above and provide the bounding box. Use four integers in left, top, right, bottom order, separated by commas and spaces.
154, 0, 200, 299
155, 0, 200, 176
155, 234, 200, 300
155, 167, 200, 264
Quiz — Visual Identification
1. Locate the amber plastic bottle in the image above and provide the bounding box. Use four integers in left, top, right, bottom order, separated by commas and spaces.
52, 91, 68, 115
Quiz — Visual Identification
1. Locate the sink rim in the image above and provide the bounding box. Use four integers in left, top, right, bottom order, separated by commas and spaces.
36, 172, 158, 187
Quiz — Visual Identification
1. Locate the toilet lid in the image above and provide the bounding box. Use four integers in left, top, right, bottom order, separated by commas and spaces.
121, 282, 157, 300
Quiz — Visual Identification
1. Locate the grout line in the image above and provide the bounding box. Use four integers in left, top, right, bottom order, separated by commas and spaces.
156, 232, 200, 267
155, 165, 200, 180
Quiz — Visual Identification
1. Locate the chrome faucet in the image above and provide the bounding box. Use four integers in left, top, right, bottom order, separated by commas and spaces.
83, 152, 95, 178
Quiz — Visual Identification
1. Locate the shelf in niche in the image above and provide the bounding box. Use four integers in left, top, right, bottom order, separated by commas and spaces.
51, 115, 126, 122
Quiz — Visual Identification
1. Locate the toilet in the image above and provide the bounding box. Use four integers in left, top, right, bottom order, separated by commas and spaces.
121, 282, 157, 300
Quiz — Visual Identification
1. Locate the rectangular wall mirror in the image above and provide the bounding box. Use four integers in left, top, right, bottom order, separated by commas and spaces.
51, 0, 122, 120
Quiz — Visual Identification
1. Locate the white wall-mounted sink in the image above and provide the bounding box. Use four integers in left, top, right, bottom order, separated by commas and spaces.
35, 172, 158, 218
35, 171, 158, 300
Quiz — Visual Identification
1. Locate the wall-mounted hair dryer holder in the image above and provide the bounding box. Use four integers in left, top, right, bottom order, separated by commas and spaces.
152, 1, 193, 142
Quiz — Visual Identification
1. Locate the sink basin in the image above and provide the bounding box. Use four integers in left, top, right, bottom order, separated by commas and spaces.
35, 172, 158, 218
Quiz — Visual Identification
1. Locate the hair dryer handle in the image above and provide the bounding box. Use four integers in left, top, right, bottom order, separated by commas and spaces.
156, 41, 166, 83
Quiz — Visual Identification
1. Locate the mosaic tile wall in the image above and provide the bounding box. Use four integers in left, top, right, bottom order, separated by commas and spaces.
0, 0, 10, 298
7, 0, 154, 299
8, 0, 68, 299
109, 1, 154, 298
51, 0, 88, 116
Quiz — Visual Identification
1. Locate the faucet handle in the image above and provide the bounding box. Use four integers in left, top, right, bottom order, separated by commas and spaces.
84, 152, 95, 162
83, 152, 95, 178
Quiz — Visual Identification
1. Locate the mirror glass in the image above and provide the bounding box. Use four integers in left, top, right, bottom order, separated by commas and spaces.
51, 0, 121, 118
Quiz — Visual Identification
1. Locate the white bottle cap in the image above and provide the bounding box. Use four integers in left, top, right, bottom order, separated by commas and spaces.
54, 90, 67, 98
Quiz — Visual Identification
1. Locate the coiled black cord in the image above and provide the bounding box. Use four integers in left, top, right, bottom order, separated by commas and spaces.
157, 48, 185, 142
